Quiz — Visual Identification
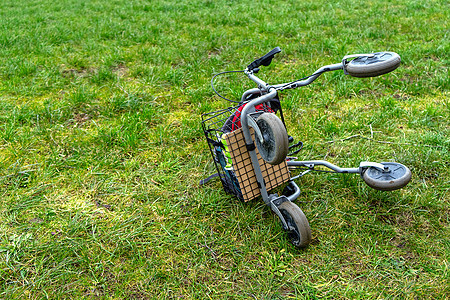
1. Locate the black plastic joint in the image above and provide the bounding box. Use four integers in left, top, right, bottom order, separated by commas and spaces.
257, 180, 266, 189
246, 143, 256, 151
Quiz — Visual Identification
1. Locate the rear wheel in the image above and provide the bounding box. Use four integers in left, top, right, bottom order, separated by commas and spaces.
346, 52, 401, 78
278, 201, 311, 248
363, 162, 411, 191
255, 113, 288, 165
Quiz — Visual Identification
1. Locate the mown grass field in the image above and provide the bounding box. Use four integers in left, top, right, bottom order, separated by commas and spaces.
0, 0, 448, 298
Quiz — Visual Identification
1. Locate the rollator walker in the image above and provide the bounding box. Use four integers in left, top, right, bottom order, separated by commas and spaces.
202, 47, 411, 248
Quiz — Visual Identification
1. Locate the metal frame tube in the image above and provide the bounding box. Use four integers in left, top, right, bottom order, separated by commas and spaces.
272, 63, 344, 90
286, 181, 301, 201
246, 72, 269, 91
241, 88, 262, 102
287, 160, 360, 174
240, 89, 278, 204
241, 63, 343, 102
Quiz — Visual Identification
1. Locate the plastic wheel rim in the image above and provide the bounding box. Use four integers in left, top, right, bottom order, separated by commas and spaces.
363, 162, 411, 191
350, 52, 396, 66
280, 209, 301, 246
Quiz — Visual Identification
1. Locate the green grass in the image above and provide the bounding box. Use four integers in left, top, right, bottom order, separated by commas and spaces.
0, 0, 448, 298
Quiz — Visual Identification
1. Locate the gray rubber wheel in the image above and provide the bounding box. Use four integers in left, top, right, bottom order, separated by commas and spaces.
255, 113, 288, 165
363, 162, 411, 191
346, 52, 401, 78
278, 201, 311, 248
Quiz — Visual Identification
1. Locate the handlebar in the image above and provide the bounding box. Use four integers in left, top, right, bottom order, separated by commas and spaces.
245, 62, 344, 92
243, 48, 401, 91
246, 47, 281, 71
211, 48, 401, 104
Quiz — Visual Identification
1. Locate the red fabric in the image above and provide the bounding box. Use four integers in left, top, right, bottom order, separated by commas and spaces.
231, 103, 274, 131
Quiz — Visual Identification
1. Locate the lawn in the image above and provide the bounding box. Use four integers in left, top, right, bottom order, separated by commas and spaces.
0, 0, 448, 298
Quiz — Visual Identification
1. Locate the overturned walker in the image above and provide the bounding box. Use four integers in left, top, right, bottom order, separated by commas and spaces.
202, 47, 411, 248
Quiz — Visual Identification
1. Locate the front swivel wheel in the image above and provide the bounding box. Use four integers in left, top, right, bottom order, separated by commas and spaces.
278, 201, 311, 248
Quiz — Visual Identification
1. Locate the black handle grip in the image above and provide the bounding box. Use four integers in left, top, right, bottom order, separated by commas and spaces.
247, 47, 281, 71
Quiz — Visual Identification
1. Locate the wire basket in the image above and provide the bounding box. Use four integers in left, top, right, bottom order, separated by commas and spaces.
202, 102, 290, 202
